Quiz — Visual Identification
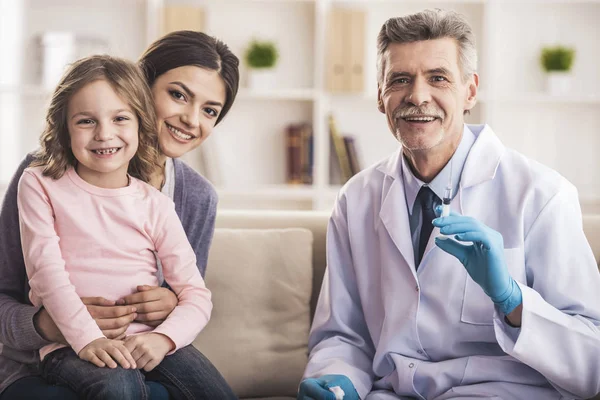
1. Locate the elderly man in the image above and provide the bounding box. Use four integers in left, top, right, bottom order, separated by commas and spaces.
298, 9, 600, 400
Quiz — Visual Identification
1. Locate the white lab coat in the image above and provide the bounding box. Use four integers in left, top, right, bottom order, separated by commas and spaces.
305, 125, 600, 400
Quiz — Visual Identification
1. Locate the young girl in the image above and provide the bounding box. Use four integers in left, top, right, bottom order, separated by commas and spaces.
17, 55, 219, 400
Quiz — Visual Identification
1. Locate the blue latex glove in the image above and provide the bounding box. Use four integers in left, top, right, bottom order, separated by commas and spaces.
432, 207, 522, 315
297, 374, 359, 400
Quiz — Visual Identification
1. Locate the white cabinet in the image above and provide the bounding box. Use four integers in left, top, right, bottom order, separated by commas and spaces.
1, 0, 599, 211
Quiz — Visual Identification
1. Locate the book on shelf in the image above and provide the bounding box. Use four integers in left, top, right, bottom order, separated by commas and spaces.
329, 114, 363, 185
285, 123, 313, 185
343, 136, 361, 177
329, 114, 353, 184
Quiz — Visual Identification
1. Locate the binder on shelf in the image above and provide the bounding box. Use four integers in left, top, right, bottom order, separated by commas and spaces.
326, 8, 347, 92
348, 9, 366, 93
326, 7, 366, 93
162, 6, 205, 35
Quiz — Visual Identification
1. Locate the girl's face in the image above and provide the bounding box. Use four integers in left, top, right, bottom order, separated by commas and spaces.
67, 79, 139, 188
151, 66, 226, 160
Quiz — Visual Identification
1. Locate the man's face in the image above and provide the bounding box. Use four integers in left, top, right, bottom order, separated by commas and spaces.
377, 38, 478, 153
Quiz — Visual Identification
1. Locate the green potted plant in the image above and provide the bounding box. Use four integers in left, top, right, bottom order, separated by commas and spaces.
245, 39, 279, 89
540, 45, 575, 95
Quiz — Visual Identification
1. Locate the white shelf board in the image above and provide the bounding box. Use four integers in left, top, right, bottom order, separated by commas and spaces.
237, 88, 317, 101
216, 185, 316, 201
497, 0, 600, 3
491, 93, 600, 104
216, 184, 342, 201
0, 85, 323, 102
250, 0, 315, 2
234, 0, 315, 2
331, 0, 485, 3
328, 91, 489, 102
330, 91, 599, 105
0, 85, 51, 97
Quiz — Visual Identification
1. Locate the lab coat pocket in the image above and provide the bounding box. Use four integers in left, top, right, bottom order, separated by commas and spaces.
460, 247, 525, 325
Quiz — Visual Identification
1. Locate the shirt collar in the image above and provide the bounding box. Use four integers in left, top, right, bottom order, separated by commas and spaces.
402, 124, 476, 215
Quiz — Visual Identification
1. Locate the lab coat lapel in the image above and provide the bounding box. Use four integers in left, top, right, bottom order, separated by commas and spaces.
460, 124, 505, 189
378, 150, 417, 274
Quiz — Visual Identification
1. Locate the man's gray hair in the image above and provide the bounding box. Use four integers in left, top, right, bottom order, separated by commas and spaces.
376, 9, 477, 84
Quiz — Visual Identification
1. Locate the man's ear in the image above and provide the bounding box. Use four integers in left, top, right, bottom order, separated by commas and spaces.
464, 73, 479, 113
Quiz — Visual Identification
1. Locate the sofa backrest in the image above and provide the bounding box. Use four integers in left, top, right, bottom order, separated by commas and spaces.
583, 215, 600, 263
216, 210, 600, 319
216, 209, 330, 319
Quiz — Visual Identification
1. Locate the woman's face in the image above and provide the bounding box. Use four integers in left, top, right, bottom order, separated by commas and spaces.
152, 66, 226, 159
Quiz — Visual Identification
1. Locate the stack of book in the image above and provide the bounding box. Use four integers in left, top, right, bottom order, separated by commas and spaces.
285, 123, 313, 185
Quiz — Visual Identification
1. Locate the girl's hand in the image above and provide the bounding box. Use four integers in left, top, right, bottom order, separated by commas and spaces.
78, 338, 137, 369
124, 333, 174, 372
117, 285, 178, 327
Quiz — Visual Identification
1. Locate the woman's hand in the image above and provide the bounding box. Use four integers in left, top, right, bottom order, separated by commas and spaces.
82, 297, 138, 339
117, 285, 178, 327
34, 307, 66, 344
79, 338, 136, 369
34, 298, 137, 344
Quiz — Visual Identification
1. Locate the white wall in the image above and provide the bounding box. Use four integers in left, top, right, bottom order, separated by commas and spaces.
0, 0, 24, 182
1, 0, 599, 211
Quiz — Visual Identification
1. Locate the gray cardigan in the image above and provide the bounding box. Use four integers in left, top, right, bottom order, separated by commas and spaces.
0, 154, 218, 393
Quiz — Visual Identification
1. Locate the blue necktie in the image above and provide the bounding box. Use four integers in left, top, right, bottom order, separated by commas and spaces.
417, 186, 439, 266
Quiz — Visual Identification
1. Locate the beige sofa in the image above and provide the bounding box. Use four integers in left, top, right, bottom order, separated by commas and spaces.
196, 210, 600, 400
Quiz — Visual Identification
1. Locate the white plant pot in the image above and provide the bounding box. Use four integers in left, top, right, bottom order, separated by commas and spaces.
546, 72, 573, 95
247, 68, 276, 90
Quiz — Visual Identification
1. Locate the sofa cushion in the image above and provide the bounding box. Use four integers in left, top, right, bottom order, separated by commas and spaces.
193, 228, 313, 399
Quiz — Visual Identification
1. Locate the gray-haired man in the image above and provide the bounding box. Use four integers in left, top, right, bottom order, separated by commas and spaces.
298, 9, 600, 400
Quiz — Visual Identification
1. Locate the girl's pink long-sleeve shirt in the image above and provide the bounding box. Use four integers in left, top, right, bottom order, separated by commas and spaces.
17, 167, 212, 358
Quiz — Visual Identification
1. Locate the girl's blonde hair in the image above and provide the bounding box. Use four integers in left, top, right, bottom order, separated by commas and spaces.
31, 55, 160, 182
